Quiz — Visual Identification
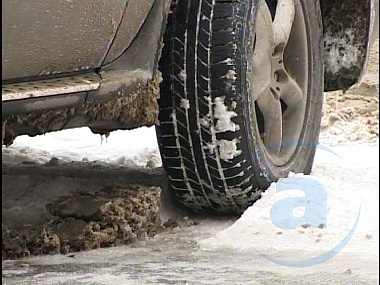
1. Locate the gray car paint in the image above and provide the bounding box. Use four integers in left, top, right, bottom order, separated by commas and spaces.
102, 0, 156, 66
2, 0, 172, 145
2, 0, 128, 81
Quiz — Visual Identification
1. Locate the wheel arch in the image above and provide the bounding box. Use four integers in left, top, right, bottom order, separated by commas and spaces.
319, 0, 378, 91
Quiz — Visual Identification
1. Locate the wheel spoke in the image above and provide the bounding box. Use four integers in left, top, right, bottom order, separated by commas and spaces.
273, 0, 295, 47
256, 88, 283, 153
278, 72, 305, 145
251, 0, 274, 101
273, 70, 303, 110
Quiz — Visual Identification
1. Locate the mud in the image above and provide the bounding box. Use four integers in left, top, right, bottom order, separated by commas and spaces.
1, 158, 173, 260
2, 183, 162, 259
84, 75, 160, 134
321, 0, 371, 91
321, 92, 378, 144
320, 40, 379, 145
2, 75, 160, 146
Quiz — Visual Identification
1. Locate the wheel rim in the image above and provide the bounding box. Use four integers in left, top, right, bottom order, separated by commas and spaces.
251, 0, 308, 166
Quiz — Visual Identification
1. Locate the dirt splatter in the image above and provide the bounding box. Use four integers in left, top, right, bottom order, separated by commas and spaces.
320, 40, 378, 146
2, 184, 163, 259
84, 75, 160, 132
321, 0, 371, 91
2, 75, 161, 146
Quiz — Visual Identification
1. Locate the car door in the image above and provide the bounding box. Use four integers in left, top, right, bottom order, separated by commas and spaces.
2, 0, 128, 82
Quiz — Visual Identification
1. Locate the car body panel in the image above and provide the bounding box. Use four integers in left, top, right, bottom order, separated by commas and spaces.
2, 0, 128, 81
102, 0, 156, 66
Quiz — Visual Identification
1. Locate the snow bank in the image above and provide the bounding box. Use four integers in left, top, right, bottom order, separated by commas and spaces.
199, 145, 379, 260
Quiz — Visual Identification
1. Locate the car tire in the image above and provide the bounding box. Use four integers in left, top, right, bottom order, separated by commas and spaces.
156, 0, 324, 214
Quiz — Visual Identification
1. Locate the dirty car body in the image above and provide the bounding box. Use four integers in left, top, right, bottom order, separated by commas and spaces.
2, 0, 378, 145
2, 0, 171, 144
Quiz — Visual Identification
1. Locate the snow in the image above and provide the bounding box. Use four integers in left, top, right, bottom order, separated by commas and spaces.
216, 138, 242, 161
199, 144, 378, 260
199, 117, 210, 128
2, 126, 162, 168
319, 94, 379, 146
180, 98, 190, 110
224, 70, 236, 81
178, 70, 187, 81
213, 96, 239, 133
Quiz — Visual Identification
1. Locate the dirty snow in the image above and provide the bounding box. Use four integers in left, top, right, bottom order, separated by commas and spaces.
319, 39, 379, 147
324, 29, 362, 74
2, 40, 378, 285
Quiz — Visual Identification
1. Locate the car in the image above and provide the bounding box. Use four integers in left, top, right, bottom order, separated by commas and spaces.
2, 0, 379, 214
